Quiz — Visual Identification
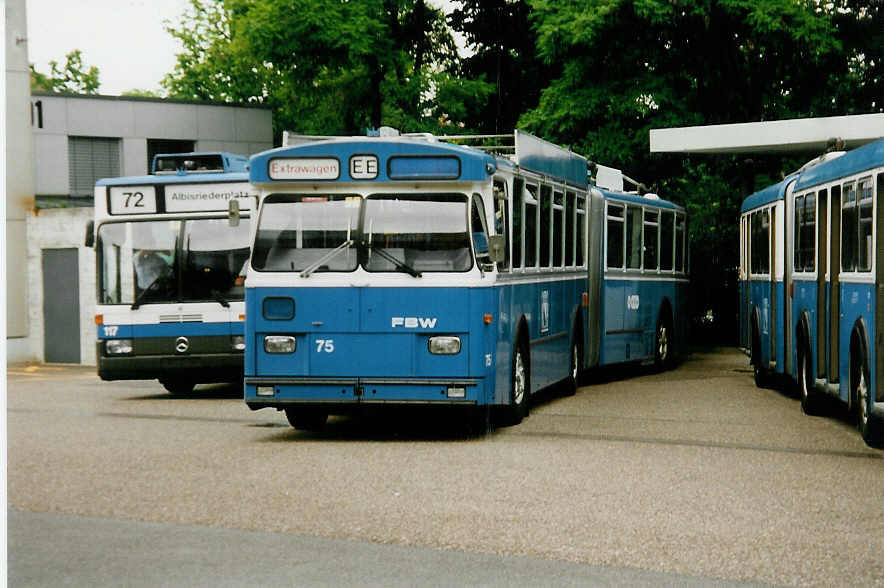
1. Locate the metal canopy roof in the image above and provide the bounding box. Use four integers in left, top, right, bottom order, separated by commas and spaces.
650, 113, 884, 154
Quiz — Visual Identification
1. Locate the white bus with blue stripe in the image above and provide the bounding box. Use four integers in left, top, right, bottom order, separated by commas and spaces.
243, 131, 688, 429
739, 139, 884, 446
89, 152, 257, 394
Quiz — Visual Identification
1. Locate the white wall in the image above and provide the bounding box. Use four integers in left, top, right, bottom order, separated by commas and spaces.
24, 208, 96, 365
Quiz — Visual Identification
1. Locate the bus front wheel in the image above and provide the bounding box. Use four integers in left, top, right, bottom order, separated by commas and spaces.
654, 312, 672, 371
160, 378, 194, 396
504, 341, 530, 425
285, 407, 328, 431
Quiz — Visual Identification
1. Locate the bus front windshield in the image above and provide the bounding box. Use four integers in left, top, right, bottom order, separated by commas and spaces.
97, 218, 251, 306
251, 193, 472, 273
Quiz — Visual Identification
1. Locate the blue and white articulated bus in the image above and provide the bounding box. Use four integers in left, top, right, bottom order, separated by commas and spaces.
88, 152, 257, 394
242, 131, 688, 429
739, 139, 884, 446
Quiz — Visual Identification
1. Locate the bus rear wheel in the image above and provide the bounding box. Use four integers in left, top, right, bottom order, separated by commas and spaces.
799, 343, 824, 416
285, 407, 328, 431
564, 334, 582, 397
854, 352, 882, 447
654, 313, 672, 371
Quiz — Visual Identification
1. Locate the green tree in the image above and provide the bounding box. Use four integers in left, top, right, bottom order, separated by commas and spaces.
30, 49, 100, 94
520, 0, 869, 341
448, 0, 551, 134
163, 0, 491, 136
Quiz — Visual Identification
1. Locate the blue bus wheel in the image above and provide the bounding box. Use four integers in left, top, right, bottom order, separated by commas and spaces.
502, 342, 529, 426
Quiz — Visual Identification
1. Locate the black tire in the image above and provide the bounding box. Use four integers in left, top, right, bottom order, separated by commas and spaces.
653, 312, 672, 371
160, 378, 195, 396
799, 342, 825, 416
854, 350, 882, 447
284, 407, 328, 431
563, 329, 583, 396
503, 338, 530, 425
751, 326, 767, 388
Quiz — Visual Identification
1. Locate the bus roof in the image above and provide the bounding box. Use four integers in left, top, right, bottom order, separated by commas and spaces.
793, 138, 884, 191
96, 151, 249, 186
741, 175, 797, 213
741, 138, 884, 212
596, 187, 685, 211
249, 130, 590, 188
96, 170, 249, 187
250, 136, 497, 184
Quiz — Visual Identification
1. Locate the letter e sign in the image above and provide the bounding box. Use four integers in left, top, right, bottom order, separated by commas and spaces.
350, 155, 379, 180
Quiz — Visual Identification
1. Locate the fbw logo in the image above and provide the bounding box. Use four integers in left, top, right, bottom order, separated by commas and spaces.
391, 317, 438, 328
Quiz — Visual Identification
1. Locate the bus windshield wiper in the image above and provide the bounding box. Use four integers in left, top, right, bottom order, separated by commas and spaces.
211, 289, 230, 308
371, 247, 422, 278
300, 239, 354, 277
131, 265, 173, 310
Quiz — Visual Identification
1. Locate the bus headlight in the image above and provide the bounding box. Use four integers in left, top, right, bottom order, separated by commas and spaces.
428, 336, 461, 355
264, 335, 296, 354
231, 335, 245, 351
105, 339, 133, 355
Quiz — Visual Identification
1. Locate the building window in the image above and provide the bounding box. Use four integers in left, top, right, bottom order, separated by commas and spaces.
147, 139, 195, 172
68, 136, 121, 197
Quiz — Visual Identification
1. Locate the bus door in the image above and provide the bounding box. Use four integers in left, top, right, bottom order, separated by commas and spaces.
741, 215, 750, 349
783, 199, 793, 375
876, 173, 883, 403
769, 206, 778, 370
816, 188, 828, 379
828, 185, 842, 381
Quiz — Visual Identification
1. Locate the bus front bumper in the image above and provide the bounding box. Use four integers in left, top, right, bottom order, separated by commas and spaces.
244, 377, 480, 410
98, 352, 243, 382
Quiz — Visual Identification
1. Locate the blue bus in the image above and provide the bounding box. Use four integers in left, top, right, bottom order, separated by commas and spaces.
739, 139, 884, 446
89, 152, 257, 394
242, 131, 688, 429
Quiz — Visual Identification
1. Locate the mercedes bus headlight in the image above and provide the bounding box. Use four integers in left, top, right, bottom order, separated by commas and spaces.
231, 335, 245, 351
105, 339, 133, 355
264, 335, 296, 354
428, 336, 461, 355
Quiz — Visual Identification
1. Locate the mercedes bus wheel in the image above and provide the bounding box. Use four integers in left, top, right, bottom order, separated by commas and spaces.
285, 407, 328, 431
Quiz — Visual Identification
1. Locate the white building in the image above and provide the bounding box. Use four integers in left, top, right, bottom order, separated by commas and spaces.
9, 92, 273, 365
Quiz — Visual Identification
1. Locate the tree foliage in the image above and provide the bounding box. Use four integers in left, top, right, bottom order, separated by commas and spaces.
30, 49, 100, 94
163, 0, 493, 136
448, 0, 551, 134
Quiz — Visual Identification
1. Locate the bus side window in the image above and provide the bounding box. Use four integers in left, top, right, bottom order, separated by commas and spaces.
539, 185, 552, 268
626, 205, 642, 269
576, 194, 586, 266
493, 180, 510, 271
553, 190, 564, 267
513, 177, 524, 269
858, 176, 873, 272
644, 208, 659, 271
606, 203, 624, 270
525, 184, 538, 268
676, 212, 688, 273
565, 192, 575, 266
471, 194, 491, 269
660, 210, 674, 271
841, 181, 857, 272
